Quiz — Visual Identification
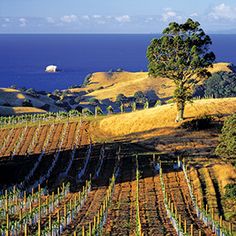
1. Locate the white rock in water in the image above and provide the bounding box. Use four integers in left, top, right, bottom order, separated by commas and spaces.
45, 65, 57, 73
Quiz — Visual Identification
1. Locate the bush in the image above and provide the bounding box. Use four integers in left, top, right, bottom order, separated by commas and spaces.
82, 108, 93, 116
74, 96, 81, 104
107, 105, 114, 114
82, 74, 92, 87
155, 100, 162, 106
95, 106, 103, 116
25, 88, 39, 98
166, 99, 175, 104
88, 97, 99, 105
22, 99, 33, 107
116, 94, 128, 104
216, 114, 236, 159
69, 98, 76, 105
87, 89, 94, 93
68, 84, 80, 89
224, 183, 236, 199
134, 91, 147, 104
97, 86, 104, 90
180, 115, 213, 131
52, 89, 62, 96
204, 72, 236, 98
19, 87, 27, 92
10, 85, 17, 89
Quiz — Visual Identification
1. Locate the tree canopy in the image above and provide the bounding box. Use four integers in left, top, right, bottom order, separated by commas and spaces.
147, 18, 215, 121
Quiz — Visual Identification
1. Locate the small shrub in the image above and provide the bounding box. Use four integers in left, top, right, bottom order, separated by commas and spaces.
82, 74, 92, 87
68, 84, 80, 89
40, 104, 50, 111
19, 87, 27, 92
95, 106, 103, 116
216, 114, 236, 159
224, 183, 236, 199
22, 99, 33, 107
155, 100, 162, 107
69, 98, 76, 105
10, 85, 17, 89
180, 115, 213, 131
132, 102, 136, 112
97, 86, 104, 90
166, 99, 175, 104
116, 93, 128, 104
25, 88, 39, 98
88, 97, 99, 105
120, 103, 124, 113
52, 89, 62, 96
82, 108, 94, 116
107, 105, 114, 114
134, 91, 147, 104
74, 96, 81, 104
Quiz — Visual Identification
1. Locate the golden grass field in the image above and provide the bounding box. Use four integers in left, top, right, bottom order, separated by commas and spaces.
70, 62, 233, 102
94, 97, 236, 138
0, 106, 46, 115
0, 88, 64, 115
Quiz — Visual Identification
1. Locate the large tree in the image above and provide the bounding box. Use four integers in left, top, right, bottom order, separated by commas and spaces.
147, 18, 215, 121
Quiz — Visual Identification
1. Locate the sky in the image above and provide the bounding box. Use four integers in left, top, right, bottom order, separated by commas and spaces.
1, 0, 236, 33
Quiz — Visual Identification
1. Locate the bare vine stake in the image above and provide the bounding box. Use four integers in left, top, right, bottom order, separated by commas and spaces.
190, 224, 193, 236
64, 203, 67, 227
38, 218, 41, 236
184, 219, 187, 234
6, 212, 9, 236
57, 210, 60, 234
179, 214, 181, 228
24, 224, 28, 236
82, 225, 85, 236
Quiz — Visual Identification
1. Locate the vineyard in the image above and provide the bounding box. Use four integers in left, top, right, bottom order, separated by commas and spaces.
0, 118, 235, 236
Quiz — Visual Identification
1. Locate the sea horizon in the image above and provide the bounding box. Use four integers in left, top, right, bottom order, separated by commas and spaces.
0, 33, 236, 91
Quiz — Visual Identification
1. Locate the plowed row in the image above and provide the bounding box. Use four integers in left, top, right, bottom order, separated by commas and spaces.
0, 121, 89, 160
0, 123, 233, 236
163, 168, 213, 236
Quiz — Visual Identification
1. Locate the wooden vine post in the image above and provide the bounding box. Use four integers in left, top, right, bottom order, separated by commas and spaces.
6, 211, 9, 236
57, 210, 61, 234
82, 225, 85, 236
49, 214, 52, 236
190, 224, 193, 236
64, 203, 67, 227
184, 219, 187, 234
24, 224, 28, 236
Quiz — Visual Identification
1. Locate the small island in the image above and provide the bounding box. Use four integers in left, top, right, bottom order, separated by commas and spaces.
45, 65, 58, 73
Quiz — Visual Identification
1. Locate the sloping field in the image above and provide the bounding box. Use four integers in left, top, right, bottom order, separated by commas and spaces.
0, 88, 64, 113
95, 98, 236, 138
0, 105, 46, 115
69, 62, 233, 102
189, 161, 236, 221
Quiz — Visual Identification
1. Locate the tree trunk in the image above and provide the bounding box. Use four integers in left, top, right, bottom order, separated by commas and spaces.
176, 100, 185, 122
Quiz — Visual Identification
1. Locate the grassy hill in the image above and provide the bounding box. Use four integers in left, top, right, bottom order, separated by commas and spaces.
0, 106, 46, 116
0, 88, 65, 115
0, 62, 234, 116
70, 62, 233, 102
94, 97, 236, 137
90, 97, 236, 158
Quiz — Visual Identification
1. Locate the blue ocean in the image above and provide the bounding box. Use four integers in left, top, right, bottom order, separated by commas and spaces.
0, 34, 236, 91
